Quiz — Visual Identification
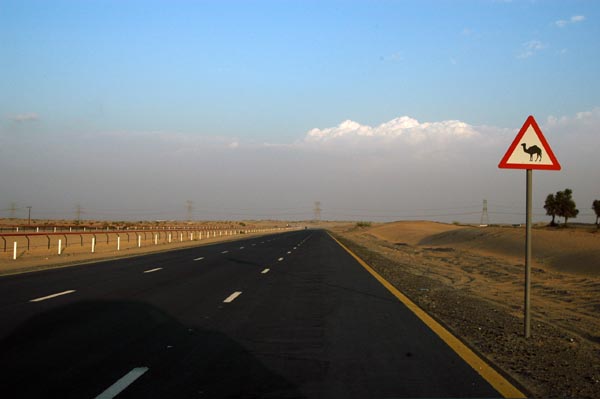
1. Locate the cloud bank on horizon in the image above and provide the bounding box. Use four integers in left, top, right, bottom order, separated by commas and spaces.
2, 108, 599, 223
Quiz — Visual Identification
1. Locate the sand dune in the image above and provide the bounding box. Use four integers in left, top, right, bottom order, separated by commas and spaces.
368, 221, 464, 246
368, 221, 600, 276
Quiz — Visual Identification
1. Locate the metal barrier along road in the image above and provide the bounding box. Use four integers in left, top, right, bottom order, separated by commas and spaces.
1, 227, 294, 260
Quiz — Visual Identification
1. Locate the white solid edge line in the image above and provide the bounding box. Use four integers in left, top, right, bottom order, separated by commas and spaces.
30, 290, 76, 303
143, 268, 162, 274
193, 257, 204, 261
223, 291, 242, 303
261, 268, 270, 274
95, 367, 149, 399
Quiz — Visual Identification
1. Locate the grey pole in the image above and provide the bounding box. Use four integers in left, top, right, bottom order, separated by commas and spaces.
524, 169, 532, 338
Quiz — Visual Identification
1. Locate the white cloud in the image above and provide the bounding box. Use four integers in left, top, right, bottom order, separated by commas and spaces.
545, 107, 600, 134
8, 113, 39, 123
556, 20, 568, 28
305, 116, 479, 144
555, 15, 585, 28
380, 52, 403, 62
299, 116, 490, 163
517, 40, 547, 59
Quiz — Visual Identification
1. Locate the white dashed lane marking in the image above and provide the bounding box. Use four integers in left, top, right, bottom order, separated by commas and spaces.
223, 291, 243, 303
221, 250, 229, 254
278, 257, 284, 262
261, 268, 270, 274
143, 268, 162, 274
193, 257, 204, 261
95, 367, 149, 399
30, 290, 76, 303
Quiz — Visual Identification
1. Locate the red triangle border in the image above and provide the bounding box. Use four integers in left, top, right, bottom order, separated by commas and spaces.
498, 115, 561, 170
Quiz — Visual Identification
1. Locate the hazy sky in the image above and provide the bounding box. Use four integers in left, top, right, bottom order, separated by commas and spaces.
1, 1, 599, 223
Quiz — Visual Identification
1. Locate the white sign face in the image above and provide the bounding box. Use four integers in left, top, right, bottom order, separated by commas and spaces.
504, 125, 553, 166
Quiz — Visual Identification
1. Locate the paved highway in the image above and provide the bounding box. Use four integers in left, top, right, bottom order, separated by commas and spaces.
0, 230, 509, 398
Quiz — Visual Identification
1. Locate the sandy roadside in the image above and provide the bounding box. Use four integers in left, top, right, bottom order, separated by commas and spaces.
330, 221, 600, 398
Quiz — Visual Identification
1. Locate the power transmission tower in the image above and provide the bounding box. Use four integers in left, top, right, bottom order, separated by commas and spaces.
9, 202, 17, 219
186, 200, 194, 222
480, 199, 489, 226
75, 203, 83, 224
313, 201, 321, 222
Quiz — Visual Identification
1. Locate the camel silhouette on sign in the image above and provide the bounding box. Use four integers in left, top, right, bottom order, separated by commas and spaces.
521, 143, 542, 162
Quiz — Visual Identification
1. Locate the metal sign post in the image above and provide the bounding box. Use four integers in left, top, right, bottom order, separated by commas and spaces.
499, 116, 560, 338
524, 169, 532, 338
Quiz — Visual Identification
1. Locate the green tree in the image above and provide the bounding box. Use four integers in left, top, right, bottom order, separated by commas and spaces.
544, 193, 558, 226
592, 199, 600, 226
554, 188, 579, 227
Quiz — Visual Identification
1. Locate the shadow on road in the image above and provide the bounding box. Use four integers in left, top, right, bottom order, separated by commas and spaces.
0, 300, 302, 398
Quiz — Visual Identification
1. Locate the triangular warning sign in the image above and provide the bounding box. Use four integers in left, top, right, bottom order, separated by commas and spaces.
498, 115, 561, 170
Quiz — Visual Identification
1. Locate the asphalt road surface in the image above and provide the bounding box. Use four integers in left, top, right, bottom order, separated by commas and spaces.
0, 230, 505, 398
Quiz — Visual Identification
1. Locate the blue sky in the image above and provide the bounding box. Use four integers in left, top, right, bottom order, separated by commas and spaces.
3, 0, 598, 138
1, 1, 599, 222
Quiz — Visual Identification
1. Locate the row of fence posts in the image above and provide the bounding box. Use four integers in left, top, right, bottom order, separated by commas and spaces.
8, 226, 243, 233
9, 228, 276, 260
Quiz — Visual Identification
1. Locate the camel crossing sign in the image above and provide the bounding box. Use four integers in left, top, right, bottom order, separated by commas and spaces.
498, 115, 561, 338
498, 115, 560, 170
